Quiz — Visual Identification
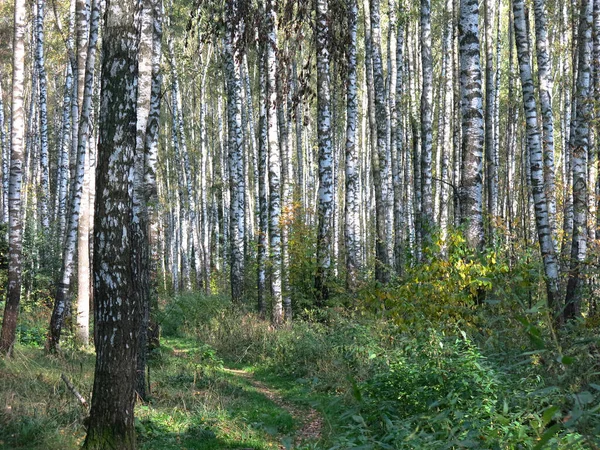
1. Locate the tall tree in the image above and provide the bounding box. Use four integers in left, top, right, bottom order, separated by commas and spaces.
420, 0, 434, 250
36, 0, 50, 232
266, 0, 283, 324
565, 0, 593, 320
82, 0, 140, 446
458, 0, 485, 250
0, 0, 26, 355
48, 0, 100, 351
315, 0, 334, 302
75, 0, 101, 347
225, 0, 245, 303
135, 0, 163, 401
257, 40, 268, 319
345, 0, 360, 289
484, 0, 498, 236
0, 77, 7, 225
533, 0, 558, 251
513, 0, 561, 322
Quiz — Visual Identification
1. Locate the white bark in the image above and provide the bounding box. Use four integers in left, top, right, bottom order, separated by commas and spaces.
513, 0, 561, 321
266, 0, 283, 324
225, 2, 245, 303
36, 0, 50, 231
533, 0, 558, 251
315, 0, 333, 302
0, 0, 26, 354
458, 0, 485, 250
345, 0, 360, 289
565, 0, 593, 320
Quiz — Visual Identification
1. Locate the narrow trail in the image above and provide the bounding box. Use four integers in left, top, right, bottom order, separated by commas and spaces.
222, 368, 323, 449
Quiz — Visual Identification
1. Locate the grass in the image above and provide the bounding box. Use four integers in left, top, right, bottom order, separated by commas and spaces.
0, 336, 319, 450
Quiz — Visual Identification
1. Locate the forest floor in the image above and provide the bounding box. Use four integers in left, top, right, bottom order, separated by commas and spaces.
1, 296, 600, 449
0, 336, 328, 450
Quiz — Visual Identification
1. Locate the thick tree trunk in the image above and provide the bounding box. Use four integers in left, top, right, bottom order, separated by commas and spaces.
82, 0, 140, 446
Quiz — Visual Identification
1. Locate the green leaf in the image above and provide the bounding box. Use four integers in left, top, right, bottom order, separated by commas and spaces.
559, 356, 574, 365
533, 424, 561, 450
541, 405, 559, 428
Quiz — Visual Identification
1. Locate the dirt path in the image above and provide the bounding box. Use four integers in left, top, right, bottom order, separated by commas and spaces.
222, 368, 323, 449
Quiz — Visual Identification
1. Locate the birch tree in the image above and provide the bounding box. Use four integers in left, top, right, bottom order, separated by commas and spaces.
82, 0, 140, 445
421, 0, 434, 249
48, 0, 100, 351
257, 40, 268, 319
458, 0, 485, 250
0, 0, 26, 355
266, 0, 283, 324
75, 0, 101, 347
225, 0, 245, 303
565, 0, 593, 320
345, 0, 360, 289
315, 0, 334, 302
533, 0, 558, 250
512, 0, 561, 321
368, 0, 391, 282
0, 77, 7, 225
36, 0, 50, 232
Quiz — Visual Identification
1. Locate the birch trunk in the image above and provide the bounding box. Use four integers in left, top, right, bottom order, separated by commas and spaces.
56, 65, 73, 242
225, 1, 245, 303
393, 15, 405, 272
0, 78, 7, 225
315, 0, 334, 302
135, 0, 160, 401
48, 0, 99, 352
533, 0, 558, 251
266, 0, 283, 324
257, 42, 268, 319
565, 0, 593, 320
82, 0, 139, 445
345, 0, 360, 289
420, 0, 434, 249
75, 0, 101, 348
458, 0, 485, 250
368, 0, 391, 281
0, 0, 26, 354
484, 0, 497, 236
36, 0, 50, 232
513, 0, 562, 322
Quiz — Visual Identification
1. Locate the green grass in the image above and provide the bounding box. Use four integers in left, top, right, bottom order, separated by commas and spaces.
0, 346, 94, 449
0, 337, 315, 450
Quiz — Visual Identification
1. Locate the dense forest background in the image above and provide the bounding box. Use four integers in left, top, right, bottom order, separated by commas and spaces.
0, 0, 600, 448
